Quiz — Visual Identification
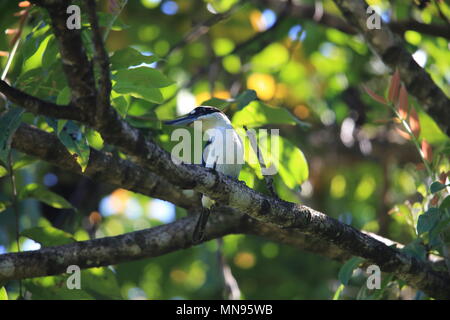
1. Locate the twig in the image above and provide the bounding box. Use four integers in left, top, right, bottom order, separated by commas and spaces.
216, 238, 241, 300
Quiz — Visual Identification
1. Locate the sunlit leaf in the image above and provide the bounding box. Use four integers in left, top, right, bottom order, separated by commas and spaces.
0, 287, 8, 300
41, 35, 59, 69
0, 165, 8, 178
332, 284, 345, 300
244, 131, 309, 190
13, 155, 36, 171
112, 67, 172, 104
232, 101, 307, 128
110, 47, 158, 70
113, 67, 173, 88
0, 201, 11, 213
21, 226, 75, 247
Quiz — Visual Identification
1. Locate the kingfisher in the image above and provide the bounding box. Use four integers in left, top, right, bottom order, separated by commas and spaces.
165, 106, 244, 243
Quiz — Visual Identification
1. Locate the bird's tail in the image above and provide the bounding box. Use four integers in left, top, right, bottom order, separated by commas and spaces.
192, 208, 211, 243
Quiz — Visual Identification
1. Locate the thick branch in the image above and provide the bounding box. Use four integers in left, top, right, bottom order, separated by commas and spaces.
0, 211, 246, 282
332, 0, 450, 136
12, 124, 195, 209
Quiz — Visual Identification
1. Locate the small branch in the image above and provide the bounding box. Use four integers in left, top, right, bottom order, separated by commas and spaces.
216, 238, 241, 300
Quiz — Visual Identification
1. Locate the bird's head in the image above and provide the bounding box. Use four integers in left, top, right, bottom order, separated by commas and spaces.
164, 106, 231, 131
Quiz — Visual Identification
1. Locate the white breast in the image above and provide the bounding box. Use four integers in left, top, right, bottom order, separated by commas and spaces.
203, 126, 243, 178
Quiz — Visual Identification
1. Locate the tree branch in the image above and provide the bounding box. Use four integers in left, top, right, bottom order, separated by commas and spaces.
332, 0, 450, 136
11, 124, 195, 209
0, 211, 246, 283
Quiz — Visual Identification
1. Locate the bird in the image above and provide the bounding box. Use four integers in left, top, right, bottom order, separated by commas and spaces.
164, 106, 244, 243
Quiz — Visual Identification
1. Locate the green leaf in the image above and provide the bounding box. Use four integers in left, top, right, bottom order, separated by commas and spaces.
332, 284, 345, 300
113, 85, 163, 104
232, 101, 308, 128
430, 181, 447, 194
41, 35, 59, 69
0, 287, 8, 300
21, 226, 75, 247
0, 201, 11, 213
13, 155, 36, 171
112, 95, 130, 118
22, 24, 51, 62
0, 107, 24, 165
401, 239, 427, 261
0, 165, 8, 178
97, 12, 129, 31
200, 90, 258, 111
51, 120, 90, 172
200, 97, 231, 110
417, 207, 440, 235
418, 110, 449, 144
338, 257, 364, 285
113, 67, 173, 88
110, 47, 158, 70
24, 276, 94, 300
56, 87, 71, 105
19, 183, 73, 209
82, 268, 122, 299
245, 133, 309, 189
235, 90, 257, 110
440, 195, 450, 210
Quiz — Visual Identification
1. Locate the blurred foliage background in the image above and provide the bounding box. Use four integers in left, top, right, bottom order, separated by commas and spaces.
0, 0, 449, 300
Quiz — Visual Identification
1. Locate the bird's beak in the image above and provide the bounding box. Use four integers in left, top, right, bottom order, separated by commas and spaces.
164, 114, 197, 126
